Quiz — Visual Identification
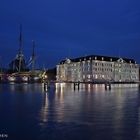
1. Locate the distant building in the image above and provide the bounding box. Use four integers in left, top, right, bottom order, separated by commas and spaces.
56, 55, 139, 82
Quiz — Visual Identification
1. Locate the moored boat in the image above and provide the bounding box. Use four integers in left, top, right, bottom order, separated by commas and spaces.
3, 25, 48, 83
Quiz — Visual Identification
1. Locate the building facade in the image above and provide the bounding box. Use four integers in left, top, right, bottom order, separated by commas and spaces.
56, 55, 139, 82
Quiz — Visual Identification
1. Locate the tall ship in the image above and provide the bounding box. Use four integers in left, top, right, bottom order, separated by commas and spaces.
6, 25, 47, 83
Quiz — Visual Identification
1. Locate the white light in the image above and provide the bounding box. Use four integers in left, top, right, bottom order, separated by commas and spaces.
95, 75, 98, 79
8, 76, 16, 82
88, 75, 91, 78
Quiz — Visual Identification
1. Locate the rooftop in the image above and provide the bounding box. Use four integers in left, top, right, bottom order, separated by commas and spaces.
59, 55, 136, 64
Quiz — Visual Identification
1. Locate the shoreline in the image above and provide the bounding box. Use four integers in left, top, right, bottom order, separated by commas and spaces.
55, 81, 140, 84
0, 80, 139, 84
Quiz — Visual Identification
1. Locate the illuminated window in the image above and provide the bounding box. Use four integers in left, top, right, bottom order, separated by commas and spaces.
87, 75, 91, 78
95, 75, 98, 79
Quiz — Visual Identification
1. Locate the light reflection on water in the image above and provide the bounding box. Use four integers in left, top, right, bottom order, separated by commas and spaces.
0, 83, 140, 140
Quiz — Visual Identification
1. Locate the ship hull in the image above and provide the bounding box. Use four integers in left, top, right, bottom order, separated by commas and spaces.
1, 71, 46, 83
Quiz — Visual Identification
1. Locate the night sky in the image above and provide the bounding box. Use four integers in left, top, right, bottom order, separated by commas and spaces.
0, 0, 140, 68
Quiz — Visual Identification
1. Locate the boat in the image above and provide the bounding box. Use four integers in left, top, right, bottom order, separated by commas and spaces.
27, 40, 43, 82
7, 25, 47, 83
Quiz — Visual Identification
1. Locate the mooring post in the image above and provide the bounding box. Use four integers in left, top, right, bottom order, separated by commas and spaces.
105, 82, 111, 90
74, 82, 80, 91
105, 83, 107, 90
43, 81, 50, 92
139, 83, 140, 90
74, 82, 76, 90
109, 83, 111, 90
44, 82, 47, 91
78, 81, 80, 90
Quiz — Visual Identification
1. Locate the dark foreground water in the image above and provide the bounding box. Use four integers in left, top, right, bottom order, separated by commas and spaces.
0, 83, 140, 140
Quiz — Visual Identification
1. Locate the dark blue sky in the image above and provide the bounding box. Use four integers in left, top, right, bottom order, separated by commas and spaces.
0, 0, 140, 68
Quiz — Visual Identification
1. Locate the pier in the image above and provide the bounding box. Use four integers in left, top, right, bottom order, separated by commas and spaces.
73, 82, 80, 90
105, 82, 111, 90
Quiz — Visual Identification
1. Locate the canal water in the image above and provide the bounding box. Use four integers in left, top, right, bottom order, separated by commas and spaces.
0, 83, 140, 140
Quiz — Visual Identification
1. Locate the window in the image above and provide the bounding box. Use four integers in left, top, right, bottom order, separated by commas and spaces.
95, 75, 98, 79
87, 75, 91, 78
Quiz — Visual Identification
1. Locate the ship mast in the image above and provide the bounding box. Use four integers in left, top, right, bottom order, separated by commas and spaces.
31, 40, 35, 72
18, 24, 23, 72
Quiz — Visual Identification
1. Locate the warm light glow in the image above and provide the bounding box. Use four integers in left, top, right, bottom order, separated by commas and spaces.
95, 75, 98, 79
88, 84, 91, 92
87, 75, 91, 78
22, 76, 28, 81
57, 54, 139, 83
8, 76, 16, 82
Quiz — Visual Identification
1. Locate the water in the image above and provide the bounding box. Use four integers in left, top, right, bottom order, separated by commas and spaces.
0, 83, 140, 140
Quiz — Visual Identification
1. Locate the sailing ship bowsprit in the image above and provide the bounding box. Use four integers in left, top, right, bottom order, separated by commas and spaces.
6, 25, 47, 83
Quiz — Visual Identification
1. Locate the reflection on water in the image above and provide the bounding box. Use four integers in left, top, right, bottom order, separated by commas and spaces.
0, 83, 140, 140
40, 93, 48, 124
